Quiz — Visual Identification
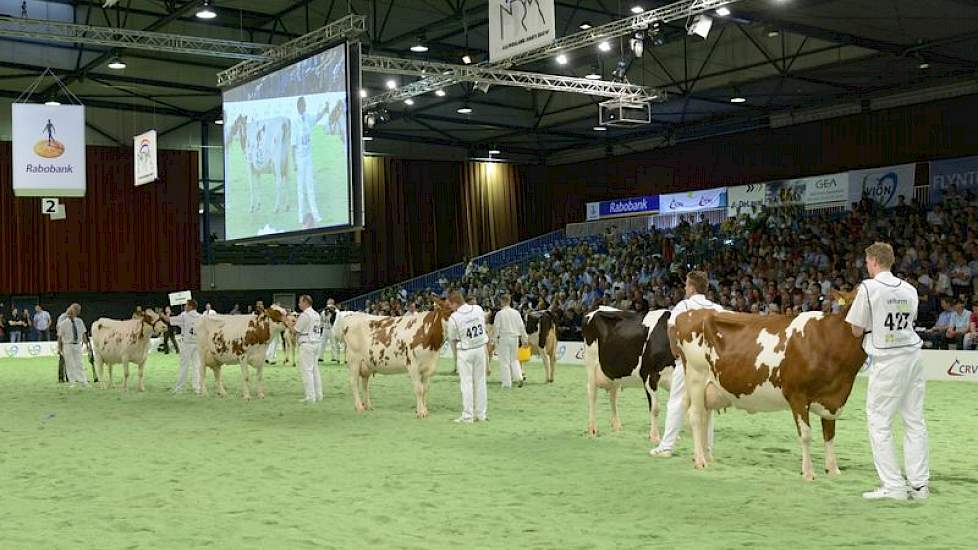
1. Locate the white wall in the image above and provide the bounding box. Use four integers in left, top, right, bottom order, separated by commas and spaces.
201, 264, 359, 291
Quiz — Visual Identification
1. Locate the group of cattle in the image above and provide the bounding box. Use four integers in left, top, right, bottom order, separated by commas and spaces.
85, 290, 870, 480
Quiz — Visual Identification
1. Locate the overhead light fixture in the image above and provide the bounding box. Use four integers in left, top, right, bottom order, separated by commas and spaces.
716, 6, 731, 17
630, 32, 645, 58
107, 57, 126, 70
585, 66, 602, 80
457, 104, 473, 114
461, 54, 472, 64
688, 14, 713, 40
579, 21, 593, 30
365, 113, 377, 129
215, 118, 223, 125
730, 96, 747, 103
767, 29, 780, 38
196, 0, 217, 19
410, 35, 428, 53
631, 6, 644, 14
404, 98, 415, 106
363, 135, 374, 141
593, 125, 608, 131
359, 89, 367, 98
199, 207, 205, 214
385, 79, 397, 90
434, 89, 447, 97
556, 53, 568, 65
919, 62, 930, 69
44, 100, 61, 106
612, 58, 628, 80
475, 81, 491, 94
598, 41, 611, 52
488, 148, 501, 156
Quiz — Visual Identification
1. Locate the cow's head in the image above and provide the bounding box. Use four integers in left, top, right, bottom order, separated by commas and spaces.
230, 114, 248, 151
140, 308, 168, 336
263, 304, 294, 331
526, 311, 549, 334
828, 288, 858, 313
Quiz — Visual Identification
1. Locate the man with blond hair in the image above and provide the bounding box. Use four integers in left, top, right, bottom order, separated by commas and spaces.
446, 291, 489, 423
846, 241, 928, 501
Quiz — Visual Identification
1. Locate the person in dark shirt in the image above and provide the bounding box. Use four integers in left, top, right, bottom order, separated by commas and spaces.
158, 305, 180, 355
0, 312, 6, 343
8, 308, 23, 342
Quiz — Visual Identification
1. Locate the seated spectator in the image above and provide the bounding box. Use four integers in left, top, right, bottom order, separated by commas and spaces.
965, 310, 978, 351
946, 299, 973, 350
925, 298, 953, 349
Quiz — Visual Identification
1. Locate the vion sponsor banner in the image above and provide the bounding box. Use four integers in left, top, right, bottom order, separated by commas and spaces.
929, 155, 978, 203
848, 163, 915, 208
585, 195, 660, 220
489, 0, 556, 63
727, 183, 767, 217
12, 103, 87, 197
660, 187, 727, 213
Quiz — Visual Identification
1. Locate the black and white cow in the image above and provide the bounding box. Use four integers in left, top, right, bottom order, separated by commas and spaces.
582, 306, 675, 441
525, 310, 558, 383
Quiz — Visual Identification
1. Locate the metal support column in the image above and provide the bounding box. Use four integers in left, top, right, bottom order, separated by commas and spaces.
201, 120, 211, 265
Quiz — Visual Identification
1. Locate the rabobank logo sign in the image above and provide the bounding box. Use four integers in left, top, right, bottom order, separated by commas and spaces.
593, 195, 660, 220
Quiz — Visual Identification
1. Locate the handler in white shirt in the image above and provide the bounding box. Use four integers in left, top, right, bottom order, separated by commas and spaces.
846, 242, 928, 501
447, 292, 489, 423
651, 271, 723, 458
57, 303, 91, 387
295, 295, 324, 403
168, 299, 203, 393
492, 294, 528, 388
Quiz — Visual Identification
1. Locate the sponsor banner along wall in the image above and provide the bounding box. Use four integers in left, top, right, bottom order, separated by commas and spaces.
848, 163, 915, 208
765, 172, 850, 207
659, 187, 727, 213
727, 183, 767, 217
585, 195, 659, 220
929, 155, 978, 203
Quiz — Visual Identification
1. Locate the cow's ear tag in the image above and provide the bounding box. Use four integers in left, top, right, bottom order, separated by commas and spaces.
837, 298, 846, 306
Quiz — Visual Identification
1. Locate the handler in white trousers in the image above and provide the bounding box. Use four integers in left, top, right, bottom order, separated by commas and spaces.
447, 292, 488, 423
846, 241, 929, 501
295, 295, 323, 403
168, 299, 202, 393
492, 294, 527, 388
57, 303, 90, 387
319, 299, 342, 363
651, 271, 723, 458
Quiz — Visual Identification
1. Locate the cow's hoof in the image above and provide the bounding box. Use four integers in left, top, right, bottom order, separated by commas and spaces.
587, 427, 598, 438
242, 395, 251, 401
612, 423, 622, 433
826, 467, 841, 477
417, 409, 429, 418
355, 404, 366, 414
803, 472, 816, 482
257, 393, 266, 400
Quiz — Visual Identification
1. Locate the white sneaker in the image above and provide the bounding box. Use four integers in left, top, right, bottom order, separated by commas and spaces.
453, 417, 473, 424
649, 447, 673, 458
909, 485, 930, 501
862, 487, 909, 501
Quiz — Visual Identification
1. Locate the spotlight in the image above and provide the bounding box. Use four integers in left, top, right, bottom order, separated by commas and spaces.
730, 96, 747, 103
716, 6, 731, 17
688, 14, 713, 40
107, 57, 126, 70
44, 100, 61, 106
196, 0, 217, 19
767, 29, 780, 38
457, 104, 473, 114
556, 53, 568, 65
631, 6, 644, 14
593, 125, 608, 131
410, 35, 428, 53
365, 113, 377, 129
585, 64, 602, 80
363, 135, 374, 141
435, 89, 446, 97
385, 79, 397, 90
404, 98, 415, 106
630, 32, 645, 58
598, 41, 611, 52
612, 58, 628, 80
579, 21, 593, 30
461, 54, 472, 64
359, 89, 368, 98
918, 62, 930, 70
488, 148, 501, 156
475, 81, 491, 94
215, 118, 224, 125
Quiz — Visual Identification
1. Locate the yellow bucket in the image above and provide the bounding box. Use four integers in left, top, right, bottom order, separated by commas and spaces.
517, 345, 532, 362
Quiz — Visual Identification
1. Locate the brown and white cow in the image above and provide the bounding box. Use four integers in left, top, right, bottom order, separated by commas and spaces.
341, 303, 452, 417
228, 114, 292, 214
525, 310, 558, 383
196, 305, 292, 399
674, 291, 866, 479
91, 309, 169, 392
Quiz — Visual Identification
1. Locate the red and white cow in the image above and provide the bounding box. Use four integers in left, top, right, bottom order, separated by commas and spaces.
196, 305, 292, 399
341, 303, 452, 417
91, 309, 169, 392
674, 290, 867, 479
228, 114, 292, 214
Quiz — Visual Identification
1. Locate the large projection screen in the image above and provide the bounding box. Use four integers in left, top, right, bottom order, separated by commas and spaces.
222, 42, 363, 241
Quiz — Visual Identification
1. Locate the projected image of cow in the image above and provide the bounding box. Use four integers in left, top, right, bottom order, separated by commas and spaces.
223, 43, 351, 240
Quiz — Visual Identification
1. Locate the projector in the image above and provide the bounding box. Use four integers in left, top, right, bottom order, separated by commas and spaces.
599, 99, 652, 127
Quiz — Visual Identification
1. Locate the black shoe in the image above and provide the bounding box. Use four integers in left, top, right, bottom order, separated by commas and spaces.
517, 379, 524, 388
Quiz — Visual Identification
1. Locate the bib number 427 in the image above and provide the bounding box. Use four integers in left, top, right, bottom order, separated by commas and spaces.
884, 312, 910, 331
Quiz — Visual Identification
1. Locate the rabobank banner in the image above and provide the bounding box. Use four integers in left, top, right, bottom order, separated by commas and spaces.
660, 187, 727, 213
848, 163, 915, 208
929, 155, 978, 203
12, 103, 87, 197
585, 195, 659, 221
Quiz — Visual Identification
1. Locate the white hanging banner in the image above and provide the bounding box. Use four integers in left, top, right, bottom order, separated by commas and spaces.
488, 0, 556, 63
133, 129, 159, 186
12, 103, 86, 197
168, 290, 193, 306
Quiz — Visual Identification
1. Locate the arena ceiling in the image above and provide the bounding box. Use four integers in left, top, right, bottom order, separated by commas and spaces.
1, 0, 978, 165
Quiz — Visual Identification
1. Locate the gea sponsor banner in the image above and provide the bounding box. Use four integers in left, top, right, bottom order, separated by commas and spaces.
849, 163, 915, 208
929, 155, 978, 203
12, 103, 87, 197
660, 187, 727, 213
133, 129, 158, 186
765, 173, 850, 206
489, 0, 556, 63
727, 183, 766, 217
585, 195, 660, 220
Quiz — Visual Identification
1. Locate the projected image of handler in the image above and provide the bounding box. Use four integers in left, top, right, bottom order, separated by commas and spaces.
294, 96, 328, 228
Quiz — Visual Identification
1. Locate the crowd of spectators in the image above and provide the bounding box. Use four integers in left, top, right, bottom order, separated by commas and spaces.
364, 189, 978, 349
0, 304, 52, 343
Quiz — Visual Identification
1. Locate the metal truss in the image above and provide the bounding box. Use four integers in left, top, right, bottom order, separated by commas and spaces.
216, 15, 367, 87
366, 0, 743, 105
0, 15, 269, 61
361, 56, 658, 106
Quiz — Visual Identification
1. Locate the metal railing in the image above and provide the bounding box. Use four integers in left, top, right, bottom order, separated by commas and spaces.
343, 229, 565, 310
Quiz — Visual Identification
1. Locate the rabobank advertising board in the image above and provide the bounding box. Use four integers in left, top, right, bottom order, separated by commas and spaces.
585, 195, 659, 221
